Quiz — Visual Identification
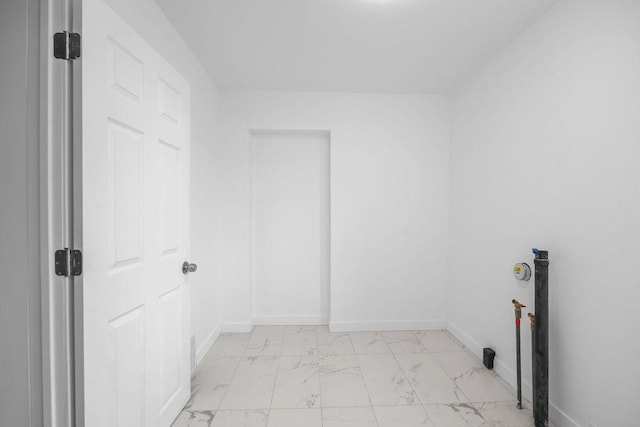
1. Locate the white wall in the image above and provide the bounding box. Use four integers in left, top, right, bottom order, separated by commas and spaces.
448, 1, 640, 426
0, 0, 42, 424
105, 0, 223, 363
251, 131, 330, 323
219, 92, 450, 331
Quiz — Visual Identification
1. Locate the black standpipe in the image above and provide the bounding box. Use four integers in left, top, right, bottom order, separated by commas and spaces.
533, 249, 549, 427
528, 312, 536, 415
511, 299, 525, 409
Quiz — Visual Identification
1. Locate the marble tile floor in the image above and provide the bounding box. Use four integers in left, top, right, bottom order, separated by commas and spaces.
172, 326, 543, 427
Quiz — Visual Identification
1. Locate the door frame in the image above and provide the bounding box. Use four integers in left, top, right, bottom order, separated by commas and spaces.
40, 0, 84, 425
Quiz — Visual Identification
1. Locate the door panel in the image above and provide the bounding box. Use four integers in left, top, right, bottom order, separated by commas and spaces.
158, 140, 181, 256
108, 307, 146, 427
108, 39, 144, 105
107, 120, 145, 268
158, 78, 182, 126
158, 287, 183, 408
83, 1, 191, 426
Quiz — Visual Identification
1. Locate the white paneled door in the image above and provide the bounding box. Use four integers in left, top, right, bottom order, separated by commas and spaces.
82, 1, 191, 426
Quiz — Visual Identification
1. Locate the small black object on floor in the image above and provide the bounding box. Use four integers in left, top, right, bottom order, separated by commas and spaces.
483, 347, 496, 370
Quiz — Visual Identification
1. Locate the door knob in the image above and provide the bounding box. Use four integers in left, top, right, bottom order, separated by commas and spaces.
182, 261, 197, 274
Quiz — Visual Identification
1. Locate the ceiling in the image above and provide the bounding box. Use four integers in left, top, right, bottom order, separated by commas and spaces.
155, 0, 557, 93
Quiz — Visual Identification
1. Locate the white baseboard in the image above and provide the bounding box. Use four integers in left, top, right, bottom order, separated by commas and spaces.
253, 315, 328, 326
329, 319, 447, 332
549, 404, 582, 427
219, 318, 446, 333
195, 325, 220, 368
446, 321, 582, 427
220, 321, 254, 333
220, 316, 328, 331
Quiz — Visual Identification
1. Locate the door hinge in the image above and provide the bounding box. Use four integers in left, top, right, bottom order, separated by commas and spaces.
53, 31, 81, 60
55, 248, 83, 277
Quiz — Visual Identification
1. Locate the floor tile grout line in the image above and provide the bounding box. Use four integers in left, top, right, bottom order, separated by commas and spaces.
388, 349, 423, 408
265, 356, 281, 426
218, 328, 269, 413
212, 356, 244, 413
382, 330, 427, 355
412, 329, 466, 354
411, 329, 434, 354
313, 327, 326, 425
350, 330, 393, 355
357, 352, 420, 407
460, 346, 519, 399
265, 325, 287, 425
427, 349, 508, 424
392, 351, 466, 415
324, 328, 355, 356
267, 325, 315, 423
430, 337, 517, 403
428, 350, 475, 405
282, 326, 319, 357
388, 336, 478, 411
240, 328, 251, 358
215, 340, 252, 414
442, 329, 466, 348
352, 352, 382, 427
191, 336, 248, 422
